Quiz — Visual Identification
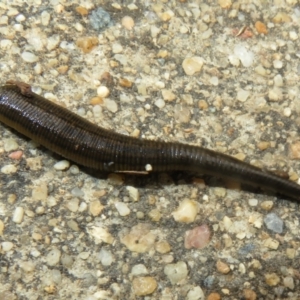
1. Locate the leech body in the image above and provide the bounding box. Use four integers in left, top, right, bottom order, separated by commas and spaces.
1, 82, 300, 200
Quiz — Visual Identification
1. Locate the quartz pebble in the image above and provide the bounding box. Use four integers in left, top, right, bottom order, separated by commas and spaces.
89, 226, 114, 244
155, 240, 171, 253
132, 276, 157, 296
4, 138, 18, 152
126, 186, 139, 201
264, 213, 283, 233
1, 164, 17, 174
172, 199, 199, 223
115, 202, 130, 216
237, 89, 250, 102
182, 56, 204, 75
98, 248, 114, 266
2, 242, 14, 252
46, 248, 61, 266
234, 44, 254, 67
97, 86, 110, 98
186, 286, 205, 300
164, 261, 188, 285
66, 198, 79, 212
283, 276, 294, 290
104, 98, 118, 113
21, 51, 38, 63
12, 207, 24, 223
121, 223, 155, 253
184, 224, 211, 249
54, 160, 70, 170
131, 264, 148, 276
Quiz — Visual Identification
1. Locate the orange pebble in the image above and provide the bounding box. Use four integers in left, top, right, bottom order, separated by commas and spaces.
255, 21, 268, 34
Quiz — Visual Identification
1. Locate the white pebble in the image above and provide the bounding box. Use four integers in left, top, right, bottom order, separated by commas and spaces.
4, 138, 18, 152
273, 60, 283, 69
209, 76, 219, 86
283, 276, 295, 290
1, 241, 14, 252
289, 31, 298, 41
248, 198, 258, 206
21, 51, 38, 63
186, 286, 205, 300
274, 74, 283, 86
1, 164, 17, 174
237, 89, 250, 102
126, 186, 140, 201
54, 160, 70, 170
97, 86, 110, 98
233, 44, 254, 67
172, 199, 199, 223
182, 56, 204, 75
47, 34, 60, 51
12, 207, 24, 223
15, 14, 25, 22
41, 11, 50, 26
112, 43, 123, 54
98, 248, 114, 266
131, 264, 149, 276
115, 202, 130, 216
155, 98, 165, 108
283, 107, 291, 117
164, 261, 188, 285
104, 98, 118, 113
46, 248, 61, 266
228, 54, 240, 66
93, 105, 102, 118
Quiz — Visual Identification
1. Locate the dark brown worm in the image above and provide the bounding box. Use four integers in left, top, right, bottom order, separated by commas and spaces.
1, 81, 300, 200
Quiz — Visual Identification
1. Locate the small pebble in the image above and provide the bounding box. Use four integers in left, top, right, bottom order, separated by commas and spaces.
89, 200, 104, 217
182, 56, 204, 75
264, 213, 283, 233
154, 98, 165, 108
218, 0, 232, 9
1, 164, 17, 174
76, 36, 98, 53
21, 51, 38, 63
41, 10, 50, 26
9, 150, 23, 160
131, 264, 148, 276
12, 207, 24, 223
20, 261, 35, 272
186, 286, 205, 300
148, 209, 161, 222
115, 202, 130, 216
174, 104, 191, 123
164, 261, 188, 285
0, 220, 4, 235
162, 89, 176, 101
243, 289, 257, 300
234, 44, 254, 67
248, 198, 258, 206
172, 199, 199, 223
264, 238, 279, 250
126, 186, 139, 201
255, 21, 268, 34
237, 89, 250, 102
207, 293, 221, 300
54, 160, 70, 171
121, 16, 134, 30
66, 198, 79, 212
67, 220, 80, 231
260, 200, 274, 211
2, 242, 14, 252
184, 224, 211, 249
121, 223, 155, 253
112, 43, 123, 54
216, 260, 230, 274
265, 273, 280, 286
132, 276, 157, 296
155, 240, 171, 253
32, 182, 48, 201
98, 248, 114, 266
283, 276, 294, 290
46, 248, 61, 266
104, 98, 118, 113
4, 138, 18, 152
89, 8, 113, 31
273, 60, 283, 69
274, 74, 283, 86
289, 31, 298, 41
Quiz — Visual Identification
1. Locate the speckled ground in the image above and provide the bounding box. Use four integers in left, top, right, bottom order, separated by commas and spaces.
1, 1, 300, 299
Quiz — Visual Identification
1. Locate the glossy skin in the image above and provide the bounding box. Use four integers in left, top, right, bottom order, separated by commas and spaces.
1, 82, 300, 200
